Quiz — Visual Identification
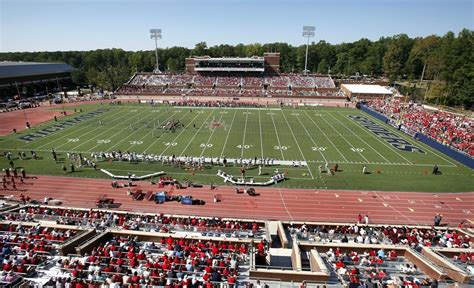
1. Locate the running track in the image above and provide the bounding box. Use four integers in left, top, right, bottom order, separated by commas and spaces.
3, 175, 473, 226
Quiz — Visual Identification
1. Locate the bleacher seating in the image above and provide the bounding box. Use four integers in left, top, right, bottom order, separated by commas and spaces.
116, 73, 340, 98
366, 99, 473, 156
4, 206, 264, 237
288, 223, 472, 248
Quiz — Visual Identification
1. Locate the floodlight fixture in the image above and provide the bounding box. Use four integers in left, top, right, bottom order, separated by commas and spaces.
150, 29, 162, 73
302, 26, 315, 75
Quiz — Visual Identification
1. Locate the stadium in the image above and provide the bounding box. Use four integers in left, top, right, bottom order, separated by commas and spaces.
0, 2, 473, 287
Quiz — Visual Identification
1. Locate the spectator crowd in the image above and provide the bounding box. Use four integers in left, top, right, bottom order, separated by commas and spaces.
366, 98, 473, 156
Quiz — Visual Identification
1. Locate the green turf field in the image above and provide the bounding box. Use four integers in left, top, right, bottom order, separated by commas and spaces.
0, 103, 472, 192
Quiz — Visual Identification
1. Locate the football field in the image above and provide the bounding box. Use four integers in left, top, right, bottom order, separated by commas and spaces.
0, 103, 472, 192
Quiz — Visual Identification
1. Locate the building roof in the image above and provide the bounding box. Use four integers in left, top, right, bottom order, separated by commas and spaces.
0, 61, 76, 79
341, 84, 393, 95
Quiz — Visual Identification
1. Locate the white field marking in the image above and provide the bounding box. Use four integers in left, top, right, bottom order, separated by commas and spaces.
156, 111, 201, 155
336, 111, 413, 164
178, 110, 215, 157
220, 110, 238, 158
350, 148, 365, 153
294, 113, 327, 162
123, 111, 179, 152
346, 111, 459, 167
70, 108, 148, 151
172, 106, 282, 111
241, 112, 249, 158
87, 109, 158, 152
302, 110, 348, 162
258, 110, 264, 158
199, 112, 225, 157
32, 108, 124, 150
316, 111, 371, 163
305, 160, 457, 167
281, 111, 315, 180
142, 111, 191, 153
327, 112, 391, 163
269, 113, 285, 160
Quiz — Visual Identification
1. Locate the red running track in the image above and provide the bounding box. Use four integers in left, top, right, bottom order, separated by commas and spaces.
2, 175, 473, 226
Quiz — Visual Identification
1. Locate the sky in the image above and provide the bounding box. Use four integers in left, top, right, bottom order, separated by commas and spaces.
0, 0, 472, 52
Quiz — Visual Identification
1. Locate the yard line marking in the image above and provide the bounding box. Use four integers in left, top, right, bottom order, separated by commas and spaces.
71, 108, 151, 150
294, 113, 327, 162
30, 108, 124, 150
258, 110, 264, 158
157, 111, 203, 156
88, 109, 157, 152
319, 112, 371, 163
327, 112, 391, 163
123, 111, 180, 152
220, 110, 237, 158
241, 111, 249, 158
199, 112, 225, 157
281, 111, 314, 180
178, 110, 215, 157
269, 113, 285, 160
52, 109, 131, 150
336, 111, 413, 164
303, 110, 348, 162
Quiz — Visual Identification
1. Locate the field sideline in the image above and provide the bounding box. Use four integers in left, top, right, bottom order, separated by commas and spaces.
0, 103, 472, 192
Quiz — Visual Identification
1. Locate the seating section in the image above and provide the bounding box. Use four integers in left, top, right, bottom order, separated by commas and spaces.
288, 223, 472, 248
48, 235, 250, 287
0, 223, 78, 285
116, 73, 341, 98
324, 247, 433, 287
5, 206, 264, 237
366, 98, 473, 156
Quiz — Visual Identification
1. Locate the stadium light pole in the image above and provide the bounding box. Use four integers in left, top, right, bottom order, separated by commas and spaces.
302, 26, 315, 75
150, 29, 162, 73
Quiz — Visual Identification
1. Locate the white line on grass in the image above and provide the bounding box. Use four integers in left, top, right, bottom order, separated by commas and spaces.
270, 113, 285, 160
199, 112, 225, 157
343, 111, 458, 167
72, 108, 152, 151
258, 110, 264, 158
143, 111, 194, 152
336, 111, 413, 164
294, 113, 327, 162
123, 111, 179, 152
31, 108, 124, 150
155, 112, 202, 155
281, 111, 315, 179
220, 110, 237, 158
241, 112, 249, 158
88, 109, 157, 152
317, 112, 371, 163
302, 110, 348, 162
178, 110, 215, 157
326, 112, 391, 163
51, 109, 128, 150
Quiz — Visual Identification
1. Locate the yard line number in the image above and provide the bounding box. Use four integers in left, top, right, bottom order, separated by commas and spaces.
350, 148, 365, 152
311, 146, 327, 151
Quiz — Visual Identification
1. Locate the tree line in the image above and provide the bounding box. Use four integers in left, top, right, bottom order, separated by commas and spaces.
0, 29, 472, 107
